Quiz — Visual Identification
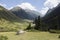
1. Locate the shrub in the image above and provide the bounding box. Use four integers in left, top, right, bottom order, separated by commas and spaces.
0, 35, 8, 40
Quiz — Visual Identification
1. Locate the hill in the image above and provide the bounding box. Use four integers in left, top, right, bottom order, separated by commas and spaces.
42, 3, 60, 30
0, 6, 27, 31
10, 6, 40, 20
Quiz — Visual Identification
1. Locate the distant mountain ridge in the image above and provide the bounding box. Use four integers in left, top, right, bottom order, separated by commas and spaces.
0, 6, 22, 22
10, 6, 40, 20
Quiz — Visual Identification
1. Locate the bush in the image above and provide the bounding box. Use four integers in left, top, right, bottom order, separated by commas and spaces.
0, 27, 19, 32
58, 35, 60, 38
27, 29, 40, 32
0, 35, 8, 40
49, 29, 60, 33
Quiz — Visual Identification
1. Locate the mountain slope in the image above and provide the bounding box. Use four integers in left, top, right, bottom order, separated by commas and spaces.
42, 3, 60, 30
10, 6, 40, 20
43, 3, 60, 20
0, 6, 22, 22
0, 6, 26, 31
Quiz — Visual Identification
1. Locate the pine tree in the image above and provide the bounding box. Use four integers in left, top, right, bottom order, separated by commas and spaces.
34, 16, 41, 30
37, 16, 40, 27
34, 18, 38, 29
26, 23, 31, 30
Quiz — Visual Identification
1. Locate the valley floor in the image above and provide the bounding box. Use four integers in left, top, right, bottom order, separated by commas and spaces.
0, 32, 60, 40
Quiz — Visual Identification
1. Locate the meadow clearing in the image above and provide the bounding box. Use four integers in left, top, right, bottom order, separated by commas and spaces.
0, 32, 60, 40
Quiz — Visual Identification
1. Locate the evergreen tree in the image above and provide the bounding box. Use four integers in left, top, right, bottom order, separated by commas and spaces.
26, 23, 31, 30
34, 16, 41, 30
34, 18, 38, 29
37, 16, 41, 26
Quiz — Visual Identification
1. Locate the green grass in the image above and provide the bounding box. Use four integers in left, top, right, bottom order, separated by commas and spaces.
0, 32, 60, 40
0, 20, 28, 31
0, 6, 23, 31
0, 6, 32, 31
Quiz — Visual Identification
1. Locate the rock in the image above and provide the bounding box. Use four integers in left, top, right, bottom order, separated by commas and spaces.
16, 30, 26, 35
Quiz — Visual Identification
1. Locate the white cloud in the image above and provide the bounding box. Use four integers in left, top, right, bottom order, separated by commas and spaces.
8, 7, 14, 10
0, 3, 6, 7
17, 2, 37, 11
40, 0, 60, 17
44, 0, 60, 8
40, 7, 49, 16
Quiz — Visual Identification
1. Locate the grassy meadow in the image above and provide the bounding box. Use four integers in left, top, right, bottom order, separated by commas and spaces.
0, 32, 60, 40
0, 5, 60, 40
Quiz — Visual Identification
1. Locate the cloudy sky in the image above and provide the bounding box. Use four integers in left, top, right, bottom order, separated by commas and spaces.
0, 0, 60, 16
